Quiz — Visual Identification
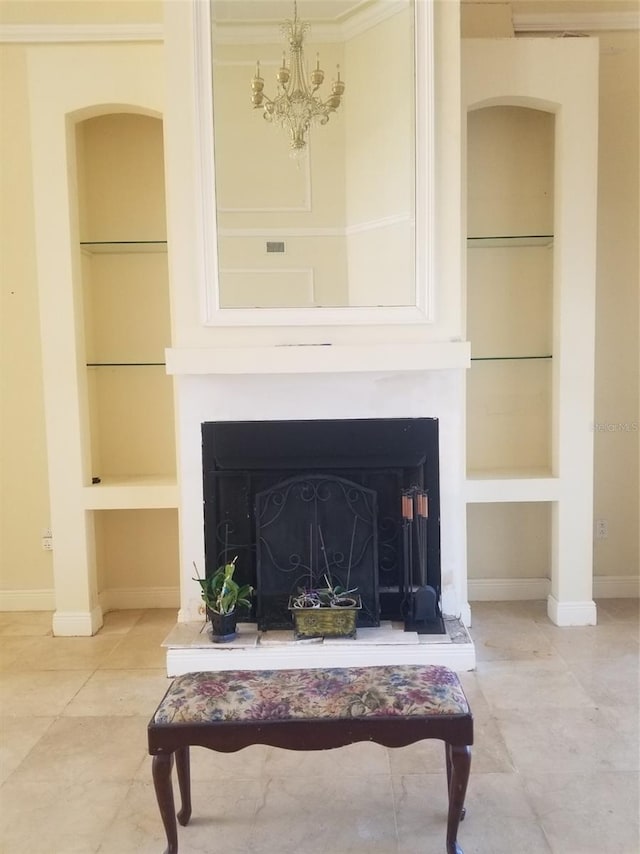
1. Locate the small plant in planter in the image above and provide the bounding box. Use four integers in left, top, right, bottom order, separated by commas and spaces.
289, 574, 361, 639
290, 574, 359, 610
193, 558, 253, 643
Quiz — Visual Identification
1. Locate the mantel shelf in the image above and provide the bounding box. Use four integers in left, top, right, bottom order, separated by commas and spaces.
165, 341, 472, 375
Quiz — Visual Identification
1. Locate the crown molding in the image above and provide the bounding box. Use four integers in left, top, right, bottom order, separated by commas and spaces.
513, 11, 639, 33
213, 0, 408, 44
0, 23, 163, 44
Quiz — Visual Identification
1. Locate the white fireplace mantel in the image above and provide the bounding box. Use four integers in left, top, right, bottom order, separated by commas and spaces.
172, 365, 471, 641
166, 341, 471, 376
162, 1, 475, 669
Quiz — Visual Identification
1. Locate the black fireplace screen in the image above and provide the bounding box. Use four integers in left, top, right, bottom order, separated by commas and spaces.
202, 418, 441, 630
255, 474, 379, 629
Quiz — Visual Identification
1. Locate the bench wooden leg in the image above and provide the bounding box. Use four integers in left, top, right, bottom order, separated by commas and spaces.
445, 742, 467, 822
445, 744, 471, 854
152, 753, 178, 854
175, 746, 192, 826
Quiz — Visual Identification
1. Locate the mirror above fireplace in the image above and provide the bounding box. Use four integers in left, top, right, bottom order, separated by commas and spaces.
190, 0, 434, 326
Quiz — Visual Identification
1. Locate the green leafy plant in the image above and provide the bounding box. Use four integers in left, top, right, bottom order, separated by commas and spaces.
291, 574, 359, 610
193, 557, 253, 616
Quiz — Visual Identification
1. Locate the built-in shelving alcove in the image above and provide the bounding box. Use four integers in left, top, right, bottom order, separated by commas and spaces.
76, 112, 179, 607
462, 37, 599, 623
465, 104, 554, 590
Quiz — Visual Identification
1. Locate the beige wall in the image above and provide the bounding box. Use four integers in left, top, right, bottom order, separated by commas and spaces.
0, 1, 162, 25
467, 503, 551, 579
95, 509, 178, 592
0, 4, 637, 605
592, 30, 639, 579
0, 45, 52, 596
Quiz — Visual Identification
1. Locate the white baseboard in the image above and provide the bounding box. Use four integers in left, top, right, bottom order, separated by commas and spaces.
53, 605, 104, 636
0, 588, 55, 611
593, 575, 640, 598
469, 575, 639, 604
99, 586, 180, 612
0, 586, 179, 615
547, 596, 597, 627
468, 577, 550, 601
2, 578, 635, 619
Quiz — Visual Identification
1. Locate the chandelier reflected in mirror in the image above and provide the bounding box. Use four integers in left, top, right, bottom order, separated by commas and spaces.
251, 1, 345, 156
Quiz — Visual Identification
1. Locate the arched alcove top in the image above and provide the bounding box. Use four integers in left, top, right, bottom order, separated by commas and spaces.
69, 103, 163, 123
462, 37, 599, 113
75, 111, 166, 242
467, 95, 559, 115
466, 104, 555, 239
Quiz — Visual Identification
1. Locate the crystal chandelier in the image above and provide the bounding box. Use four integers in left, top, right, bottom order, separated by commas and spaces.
251, 2, 345, 156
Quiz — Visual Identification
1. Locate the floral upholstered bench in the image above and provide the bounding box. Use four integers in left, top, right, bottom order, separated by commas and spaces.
148, 664, 473, 854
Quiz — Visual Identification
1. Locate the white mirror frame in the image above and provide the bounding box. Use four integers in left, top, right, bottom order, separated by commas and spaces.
192, 0, 433, 327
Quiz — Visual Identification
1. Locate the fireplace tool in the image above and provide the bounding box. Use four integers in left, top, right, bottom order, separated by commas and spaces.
400, 491, 414, 619
401, 487, 440, 632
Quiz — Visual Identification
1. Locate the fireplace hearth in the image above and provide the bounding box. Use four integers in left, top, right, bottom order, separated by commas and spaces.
202, 418, 443, 633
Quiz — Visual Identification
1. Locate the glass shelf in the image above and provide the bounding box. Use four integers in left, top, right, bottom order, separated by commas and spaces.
470, 355, 552, 361
86, 362, 166, 367
83, 475, 178, 510
467, 235, 553, 248
80, 240, 167, 254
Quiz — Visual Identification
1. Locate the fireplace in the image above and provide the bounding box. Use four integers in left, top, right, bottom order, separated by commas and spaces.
202, 417, 443, 634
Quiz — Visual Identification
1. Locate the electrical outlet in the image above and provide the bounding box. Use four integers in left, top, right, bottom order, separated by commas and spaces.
595, 519, 608, 540
41, 528, 53, 551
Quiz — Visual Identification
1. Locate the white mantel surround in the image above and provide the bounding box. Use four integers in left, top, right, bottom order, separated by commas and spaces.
166, 343, 476, 671
158, 0, 476, 672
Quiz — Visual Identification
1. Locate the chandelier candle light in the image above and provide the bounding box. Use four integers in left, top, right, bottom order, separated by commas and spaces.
251, 1, 345, 156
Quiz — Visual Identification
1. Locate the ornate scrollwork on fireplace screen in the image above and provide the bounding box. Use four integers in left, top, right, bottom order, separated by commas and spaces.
255, 474, 380, 630
190, 0, 434, 327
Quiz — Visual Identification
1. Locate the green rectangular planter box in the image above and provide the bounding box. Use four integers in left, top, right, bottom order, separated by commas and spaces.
288, 596, 362, 640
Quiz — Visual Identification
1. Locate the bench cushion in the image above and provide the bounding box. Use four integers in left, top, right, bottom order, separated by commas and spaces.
152, 665, 469, 725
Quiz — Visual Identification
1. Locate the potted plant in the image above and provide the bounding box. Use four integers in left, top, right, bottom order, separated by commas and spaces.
193, 557, 253, 643
289, 574, 361, 639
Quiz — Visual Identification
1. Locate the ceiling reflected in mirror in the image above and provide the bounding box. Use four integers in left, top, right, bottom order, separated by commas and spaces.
210, 0, 416, 309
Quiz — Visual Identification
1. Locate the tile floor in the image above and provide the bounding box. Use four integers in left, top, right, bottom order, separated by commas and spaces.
0, 600, 638, 854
